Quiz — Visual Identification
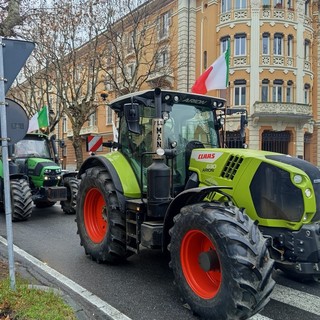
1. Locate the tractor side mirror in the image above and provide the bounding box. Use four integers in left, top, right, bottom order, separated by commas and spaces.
124, 103, 141, 134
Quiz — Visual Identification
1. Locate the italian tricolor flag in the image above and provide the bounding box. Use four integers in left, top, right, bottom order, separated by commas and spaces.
28, 106, 50, 133
191, 46, 230, 94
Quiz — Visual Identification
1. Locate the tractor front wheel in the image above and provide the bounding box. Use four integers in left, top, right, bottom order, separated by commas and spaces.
11, 179, 33, 221
76, 166, 130, 263
169, 202, 275, 320
61, 177, 79, 214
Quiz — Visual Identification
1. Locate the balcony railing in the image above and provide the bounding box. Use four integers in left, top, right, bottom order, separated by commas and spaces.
253, 102, 312, 118
67, 125, 99, 138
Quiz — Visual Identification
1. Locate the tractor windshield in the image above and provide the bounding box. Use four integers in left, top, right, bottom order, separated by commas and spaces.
165, 103, 219, 149
15, 137, 52, 159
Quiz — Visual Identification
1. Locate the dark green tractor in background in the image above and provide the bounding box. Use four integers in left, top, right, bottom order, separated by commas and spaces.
75, 88, 320, 319
0, 132, 79, 221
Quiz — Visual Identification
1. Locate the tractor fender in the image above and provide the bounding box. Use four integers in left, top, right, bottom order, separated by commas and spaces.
59, 170, 78, 184
58, 170, 78, 187
61, 170, 78, 178
77, 154, 140, 212
162, 185, 233, 251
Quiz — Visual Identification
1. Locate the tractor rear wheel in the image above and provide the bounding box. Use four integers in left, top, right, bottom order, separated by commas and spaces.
76, 166, 130, 263
61, 177, 79, 214
11, 179, 33, 221
169, 202, 275, 320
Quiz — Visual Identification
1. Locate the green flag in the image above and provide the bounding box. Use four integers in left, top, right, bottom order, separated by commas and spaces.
28, 106, 49, 132
38, 106, 49, 128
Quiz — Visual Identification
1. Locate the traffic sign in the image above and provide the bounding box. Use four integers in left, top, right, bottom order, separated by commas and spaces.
2, 38, 35, 94
87, 135, 103, 152
0, 99, 28, 145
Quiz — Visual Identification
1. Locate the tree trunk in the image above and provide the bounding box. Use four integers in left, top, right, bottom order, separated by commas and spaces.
72, 131, 83, 170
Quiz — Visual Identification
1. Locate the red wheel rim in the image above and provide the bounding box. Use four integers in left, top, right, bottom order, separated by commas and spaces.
181, 230, 222, 299
84, 188, 107, 243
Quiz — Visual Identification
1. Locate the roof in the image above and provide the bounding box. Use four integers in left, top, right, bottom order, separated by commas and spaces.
109, 89, 226, 112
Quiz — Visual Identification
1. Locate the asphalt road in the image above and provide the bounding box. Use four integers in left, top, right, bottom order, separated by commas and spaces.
0, 204, 320, 320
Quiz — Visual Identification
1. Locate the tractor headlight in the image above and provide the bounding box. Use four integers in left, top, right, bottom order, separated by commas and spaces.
44, 176, 49, 180
57, 176, 61, 180
305, 188, 312, 198
44, 169, 50, 174
293, 174, 303, 184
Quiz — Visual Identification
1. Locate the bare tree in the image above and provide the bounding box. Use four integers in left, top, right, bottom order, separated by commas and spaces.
100, 0, 181, 96
0, 0, 23, 37
8, 0, 184, 170
10, 0, 109, 169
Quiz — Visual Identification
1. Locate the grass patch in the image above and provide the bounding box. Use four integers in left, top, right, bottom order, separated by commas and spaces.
0, 277, 77, 320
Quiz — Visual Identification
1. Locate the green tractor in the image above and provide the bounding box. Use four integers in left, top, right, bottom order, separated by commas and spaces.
75, 88, 320, 319
0, 132, 79, 221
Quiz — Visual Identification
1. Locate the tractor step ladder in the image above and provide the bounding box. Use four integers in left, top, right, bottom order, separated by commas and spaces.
125, 199, 145, 254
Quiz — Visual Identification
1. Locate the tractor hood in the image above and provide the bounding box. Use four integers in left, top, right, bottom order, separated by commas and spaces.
189, 148, 320, 230
26, 158, 62, 188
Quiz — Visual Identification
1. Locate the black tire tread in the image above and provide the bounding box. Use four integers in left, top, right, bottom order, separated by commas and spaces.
168, 201, 275, 320
61, 177, 80, 214
11, 179, 33, 221
76, 166, 129, 263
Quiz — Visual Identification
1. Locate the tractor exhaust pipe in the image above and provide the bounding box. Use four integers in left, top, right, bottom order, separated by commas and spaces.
147, 88, 171, 217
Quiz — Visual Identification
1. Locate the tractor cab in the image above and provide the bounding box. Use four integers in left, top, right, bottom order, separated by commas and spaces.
14, 134, 52, 160
111, 89, 225, 195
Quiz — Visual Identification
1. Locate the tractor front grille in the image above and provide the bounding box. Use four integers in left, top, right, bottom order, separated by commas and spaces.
220, 155, 243, 180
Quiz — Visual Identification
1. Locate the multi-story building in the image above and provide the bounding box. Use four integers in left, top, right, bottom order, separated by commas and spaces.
181, 0, 319, 165
13, 1, 320, 169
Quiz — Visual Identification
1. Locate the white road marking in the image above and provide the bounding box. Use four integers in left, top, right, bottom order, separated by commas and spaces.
271, 284, 320, 315
0, 235, 132, 320
250, 315, 273, 320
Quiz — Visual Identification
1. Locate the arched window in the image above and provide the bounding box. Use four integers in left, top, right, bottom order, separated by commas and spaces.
220, 36, 230, 54
304, 84, 310, 104
287, 35, 293, 57
274, 33, 283, 55
273, 79, 283, 102
234, 80, 246, 106
235, 34, 246, 56
262, 33, 270, 55
305, 0, 310, 16
261, 79, 269, 102
286, 80, 293, 103
203, 51, 207, 70
235, 0, 247, 10
221, 0, 231, 13
304, 39, 310, 61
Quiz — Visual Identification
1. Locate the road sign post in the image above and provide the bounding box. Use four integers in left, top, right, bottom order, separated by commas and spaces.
0, 37, 35, 290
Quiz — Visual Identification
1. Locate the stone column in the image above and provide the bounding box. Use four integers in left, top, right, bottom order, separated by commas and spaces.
177, 0, 196, 91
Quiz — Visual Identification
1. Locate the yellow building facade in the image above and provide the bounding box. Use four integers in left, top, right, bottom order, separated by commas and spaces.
57, 0, 320, 169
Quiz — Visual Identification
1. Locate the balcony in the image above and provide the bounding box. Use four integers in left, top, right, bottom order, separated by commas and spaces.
261, 5, 295, 21
67, 125, 99, 138
252, 102, 312, 124
146, 69, 174, 87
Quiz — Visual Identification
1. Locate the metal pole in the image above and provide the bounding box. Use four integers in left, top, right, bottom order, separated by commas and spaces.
186, 0, 190, 91
0, 37, 16, 290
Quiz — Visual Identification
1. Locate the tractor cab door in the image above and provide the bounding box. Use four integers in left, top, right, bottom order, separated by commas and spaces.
119, 105, 154, 193
164, 103, 220, 190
